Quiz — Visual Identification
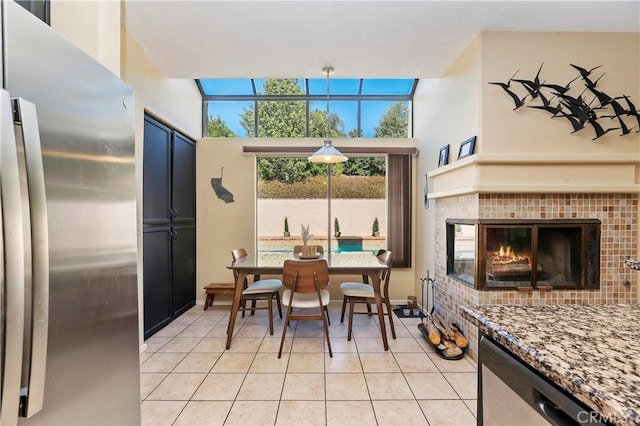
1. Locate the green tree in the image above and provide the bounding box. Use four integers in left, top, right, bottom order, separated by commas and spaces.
240, 79, 307, 137
343, 157, 386, 176
374, 102, 409, 137
257, 158, 312, 184
246, 79, 350, 183
207, 115, 236, 137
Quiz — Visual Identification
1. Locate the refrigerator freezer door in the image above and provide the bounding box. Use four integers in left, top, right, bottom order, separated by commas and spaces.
0, 89, 26, 426
4, 2, 140, 424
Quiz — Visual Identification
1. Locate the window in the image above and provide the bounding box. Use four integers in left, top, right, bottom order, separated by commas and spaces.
199, 78, 416, 138
256, 156, 387, 256
255, 153, 412, 267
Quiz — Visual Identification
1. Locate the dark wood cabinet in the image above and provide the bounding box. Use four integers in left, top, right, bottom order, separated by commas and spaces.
143, 115, 196, 339
143, 117, 171, 224
171, 131, 196, 223
143, 226, 172, 337
171, 223, 196, 317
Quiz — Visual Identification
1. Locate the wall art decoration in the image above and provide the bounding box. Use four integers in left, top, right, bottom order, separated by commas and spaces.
211, 167, 235, 203
490, 63, 640, 140
457, 136, 476, 159
438, 144, 450, 167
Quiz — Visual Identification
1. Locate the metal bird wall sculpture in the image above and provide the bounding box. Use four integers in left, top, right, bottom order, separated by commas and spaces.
489, 70, 528, 110
491, 63, 640, 140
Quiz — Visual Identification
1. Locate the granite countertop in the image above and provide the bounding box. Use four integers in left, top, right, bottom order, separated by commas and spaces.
461, 304, 640, 426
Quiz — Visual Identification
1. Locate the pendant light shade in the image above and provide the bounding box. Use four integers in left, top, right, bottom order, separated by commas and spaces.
308, 139, 348, 163
308, 66, 347, 164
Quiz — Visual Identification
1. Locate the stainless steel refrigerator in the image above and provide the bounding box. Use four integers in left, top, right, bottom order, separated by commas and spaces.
1, 1, 140, 425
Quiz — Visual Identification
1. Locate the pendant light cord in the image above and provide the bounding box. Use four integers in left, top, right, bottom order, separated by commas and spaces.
323, 66, 334, 140
326, 68, 330, 139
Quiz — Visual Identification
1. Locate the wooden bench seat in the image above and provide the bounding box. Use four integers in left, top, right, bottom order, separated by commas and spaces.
203, 282, 236, 310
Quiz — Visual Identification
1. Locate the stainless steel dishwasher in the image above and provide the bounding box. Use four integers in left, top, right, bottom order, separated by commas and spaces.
478, 336, 608, 425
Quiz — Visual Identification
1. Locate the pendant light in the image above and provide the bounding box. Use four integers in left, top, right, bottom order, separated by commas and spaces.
308, 66, 348, 163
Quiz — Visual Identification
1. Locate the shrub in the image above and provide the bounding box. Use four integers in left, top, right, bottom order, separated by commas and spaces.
257, 175, 385, 199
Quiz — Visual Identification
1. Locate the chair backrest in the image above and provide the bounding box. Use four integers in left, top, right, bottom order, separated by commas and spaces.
231, 248, 248, 261
230, 248, 249, 283
377, 250, 393, 295
293, 245, 324, 254
282, 259, 329, 294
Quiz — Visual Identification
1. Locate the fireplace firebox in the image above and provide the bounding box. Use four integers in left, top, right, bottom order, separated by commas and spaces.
446, 219, 601, 290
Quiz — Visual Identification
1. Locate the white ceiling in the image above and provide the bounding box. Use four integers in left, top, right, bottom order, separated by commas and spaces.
123, 1, 640, 80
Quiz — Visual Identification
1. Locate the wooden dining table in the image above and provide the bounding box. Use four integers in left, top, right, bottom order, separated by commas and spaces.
226, 251, 390, 351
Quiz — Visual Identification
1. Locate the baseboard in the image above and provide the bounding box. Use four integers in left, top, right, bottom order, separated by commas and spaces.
139, 343, 148, 354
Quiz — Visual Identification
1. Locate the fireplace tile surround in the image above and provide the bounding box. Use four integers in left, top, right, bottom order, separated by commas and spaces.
434, 193, 638, 360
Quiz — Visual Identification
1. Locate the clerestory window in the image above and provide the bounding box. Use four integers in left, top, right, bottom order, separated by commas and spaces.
198, 78, 417, 138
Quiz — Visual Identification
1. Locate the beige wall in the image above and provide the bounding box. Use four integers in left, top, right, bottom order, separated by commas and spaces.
196, 138, 418, 302
50, 0, 121, 76
428, 32, 640, 199
413, 35, 482, 306
481, 32, 640, 156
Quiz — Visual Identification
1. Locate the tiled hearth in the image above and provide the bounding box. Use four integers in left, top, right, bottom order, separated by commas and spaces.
434, 193, 638, 360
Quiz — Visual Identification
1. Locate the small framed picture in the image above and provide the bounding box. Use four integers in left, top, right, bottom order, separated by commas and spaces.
457, 136, 476, 159
438, 144, 450, 167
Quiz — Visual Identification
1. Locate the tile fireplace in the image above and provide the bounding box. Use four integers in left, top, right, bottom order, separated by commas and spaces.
447, 219, 601, 290
433, 193, 637, 360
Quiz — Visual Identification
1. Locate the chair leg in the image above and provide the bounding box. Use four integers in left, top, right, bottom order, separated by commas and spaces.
366, 302, 372, 316
274, 292, 283, 318
241, 299, 246, 318
204, 294, 213, 311
278, 305, 293, 359
250, 300, 257, 315
340, 296, 347, 323
347, 299, 356, 341
321, 305, 333, 358
267, 297, 274, 335
385, 300, 396, 339
324, 306, 331, 326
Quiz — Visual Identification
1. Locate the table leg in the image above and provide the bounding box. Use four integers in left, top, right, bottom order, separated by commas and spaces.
226, 270, 247, 349
369, 271, 389, 351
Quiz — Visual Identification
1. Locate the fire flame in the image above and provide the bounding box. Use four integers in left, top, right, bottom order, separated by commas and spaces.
493, 244, 527, 264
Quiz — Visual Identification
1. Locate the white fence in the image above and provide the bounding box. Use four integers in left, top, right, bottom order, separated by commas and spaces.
258, 199, 386, 237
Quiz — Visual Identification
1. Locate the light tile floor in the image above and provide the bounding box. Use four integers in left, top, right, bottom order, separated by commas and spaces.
140, 303, 477, 425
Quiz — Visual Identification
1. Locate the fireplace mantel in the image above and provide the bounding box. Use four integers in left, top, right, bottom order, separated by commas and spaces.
427, 153, 640, 199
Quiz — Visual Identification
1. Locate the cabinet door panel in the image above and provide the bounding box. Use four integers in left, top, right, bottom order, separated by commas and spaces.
171, 224, 195, 316
143, 226, 172, 339
143, 116, 171, 223
171, 131, 195, 223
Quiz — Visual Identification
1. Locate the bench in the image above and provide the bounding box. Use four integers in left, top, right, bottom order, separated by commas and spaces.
203, 282, 236, 310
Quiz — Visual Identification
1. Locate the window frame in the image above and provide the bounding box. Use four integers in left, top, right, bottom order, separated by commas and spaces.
198, 78, 417, 138
254, 152, 412, 268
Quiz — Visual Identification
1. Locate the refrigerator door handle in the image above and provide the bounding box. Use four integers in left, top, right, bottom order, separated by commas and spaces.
12, 98, 49, 418
0, 89, 26, 426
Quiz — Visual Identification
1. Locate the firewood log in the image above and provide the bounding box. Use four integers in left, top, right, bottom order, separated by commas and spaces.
450, 324, 469, 348
432, 314, 454, 340
424, 318, 441, 345
442, 338, 457, 349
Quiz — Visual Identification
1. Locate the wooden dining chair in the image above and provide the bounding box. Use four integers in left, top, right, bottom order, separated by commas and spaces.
339, 250, 395, 342
292, 244, 330, 322
231, 248, 283, 335
278, 259, 332, 358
